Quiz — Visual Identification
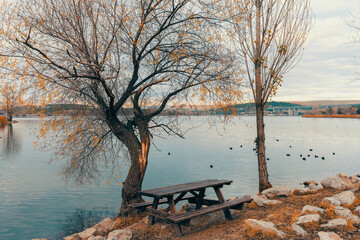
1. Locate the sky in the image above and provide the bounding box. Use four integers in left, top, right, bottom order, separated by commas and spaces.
272, 0, 360, 101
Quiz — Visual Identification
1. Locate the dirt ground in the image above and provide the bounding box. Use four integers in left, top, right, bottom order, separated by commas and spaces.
115, 188, 360, 239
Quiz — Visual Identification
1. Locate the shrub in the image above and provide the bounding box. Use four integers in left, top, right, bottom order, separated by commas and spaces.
0, 116, 8, 127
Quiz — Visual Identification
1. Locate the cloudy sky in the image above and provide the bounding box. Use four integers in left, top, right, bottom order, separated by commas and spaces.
272, 0, 360, 101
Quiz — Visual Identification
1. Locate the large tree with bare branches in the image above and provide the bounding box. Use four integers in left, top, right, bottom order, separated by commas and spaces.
1, 0, 237, 215
231, 0, 312, 192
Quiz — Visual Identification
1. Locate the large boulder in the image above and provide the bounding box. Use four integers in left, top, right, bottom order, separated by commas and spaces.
93, 218, 117, 236
322, 197, 341, 206
332, 191, 356, 206
318, 231, 343, 240
334, 206, 360, 224
107, 228, 132, 240
251, 195, 282, 207
261, 185, 292, 198
321, 176, 347, 190
245, 219, 285, 238
320, 218, 347, 229
294, 214, 320, 225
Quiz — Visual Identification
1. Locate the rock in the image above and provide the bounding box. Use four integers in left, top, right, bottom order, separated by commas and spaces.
141, 216, 149, 224
107, 228, 132, 240
321, 176, 346, 190
32, 239, 47, 240
308, 183, 324, 191
332, 191, 356, 206
318, 231, 343, 240
320, 218, 347, 229
334, 206, 360, 224
251, 195, 282, 207
261, 185, 292, 198
349, 175, 360, 184
63, 235, 81, 240
337, 173, 347, 178
322, 197, 341, 206
301, 205, 325, 214
77, 228, 96, 240
227, 196, 239, 201
303, 180, 318, 186
337, 173, 355, 188
355, 206, 360, 214
294, 214, 320, 225
291, 223, 307, 236
245, 219, 285, 238
293, 183, 323, 195
88, 237, 106, 240
93, 218, 117, 236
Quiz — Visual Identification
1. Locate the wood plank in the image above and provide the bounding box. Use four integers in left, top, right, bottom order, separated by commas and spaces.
140, 179, 232, 198
166, 197, 253, 223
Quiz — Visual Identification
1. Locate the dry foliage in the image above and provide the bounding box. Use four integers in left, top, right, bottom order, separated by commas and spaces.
0, 116, 8, 127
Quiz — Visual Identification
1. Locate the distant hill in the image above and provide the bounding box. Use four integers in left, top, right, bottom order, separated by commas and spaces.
215, 101, 303, 114
289, 100, 360, 106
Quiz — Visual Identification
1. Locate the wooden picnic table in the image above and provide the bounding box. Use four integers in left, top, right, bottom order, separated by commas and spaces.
131, 179, 252, 236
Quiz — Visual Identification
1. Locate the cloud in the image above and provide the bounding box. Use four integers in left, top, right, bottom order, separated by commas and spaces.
273, 0, 360, 101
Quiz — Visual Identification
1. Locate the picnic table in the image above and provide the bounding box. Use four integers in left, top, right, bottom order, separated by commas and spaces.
130, 179, 252, 236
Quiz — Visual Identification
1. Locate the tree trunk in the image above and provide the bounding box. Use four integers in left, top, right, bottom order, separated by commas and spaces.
255, 0, 271, 193
117, 119, 150, 216
7, 109, 13, 122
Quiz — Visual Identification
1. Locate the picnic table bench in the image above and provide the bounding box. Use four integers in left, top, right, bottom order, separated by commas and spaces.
130, 179, 252, 236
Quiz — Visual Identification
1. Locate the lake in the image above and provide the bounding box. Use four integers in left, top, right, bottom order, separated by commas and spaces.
1, 116, 360, 239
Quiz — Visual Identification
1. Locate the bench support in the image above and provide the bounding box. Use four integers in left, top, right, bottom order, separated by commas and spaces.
148, 198, 159, 225
213, 186, 232, 220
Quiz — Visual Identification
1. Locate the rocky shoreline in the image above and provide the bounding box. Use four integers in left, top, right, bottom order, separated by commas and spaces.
33, 172, 360, 240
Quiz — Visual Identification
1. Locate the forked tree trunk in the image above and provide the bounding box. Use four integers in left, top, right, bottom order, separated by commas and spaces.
118, 120, 150, 216
255, 0, 271, 193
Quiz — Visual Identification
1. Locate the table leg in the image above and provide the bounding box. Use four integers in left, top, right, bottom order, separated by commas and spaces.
195, 189, 206, 210
213, 186, 232, 220
148, 197, 159, 225
167, 195, 176, 214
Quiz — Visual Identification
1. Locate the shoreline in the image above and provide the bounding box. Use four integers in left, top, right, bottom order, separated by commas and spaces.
58, 173, 360, 240
302, 114, 360, 119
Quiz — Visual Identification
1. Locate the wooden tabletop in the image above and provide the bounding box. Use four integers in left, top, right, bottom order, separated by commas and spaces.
140, 179, 233, 198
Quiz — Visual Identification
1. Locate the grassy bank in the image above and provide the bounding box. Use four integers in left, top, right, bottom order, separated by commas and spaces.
302, 114, 360, 119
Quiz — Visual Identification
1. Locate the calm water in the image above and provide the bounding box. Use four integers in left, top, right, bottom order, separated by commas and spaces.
1, 116, 360, 239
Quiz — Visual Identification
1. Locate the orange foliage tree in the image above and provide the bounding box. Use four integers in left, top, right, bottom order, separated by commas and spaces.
230, 0, 313, 192
1, 0, 239, 215
0, 82, 27, 122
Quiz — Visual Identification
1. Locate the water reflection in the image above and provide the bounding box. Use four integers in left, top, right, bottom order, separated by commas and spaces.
0, 124, 21, 156
48, 207, 115, 240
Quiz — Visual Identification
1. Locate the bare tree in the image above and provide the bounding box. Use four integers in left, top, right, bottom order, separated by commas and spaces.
2, 0, 236, 215
231, 0, 312, 192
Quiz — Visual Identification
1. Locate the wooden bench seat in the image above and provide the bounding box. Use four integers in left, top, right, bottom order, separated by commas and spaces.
167, 196, 253, 224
